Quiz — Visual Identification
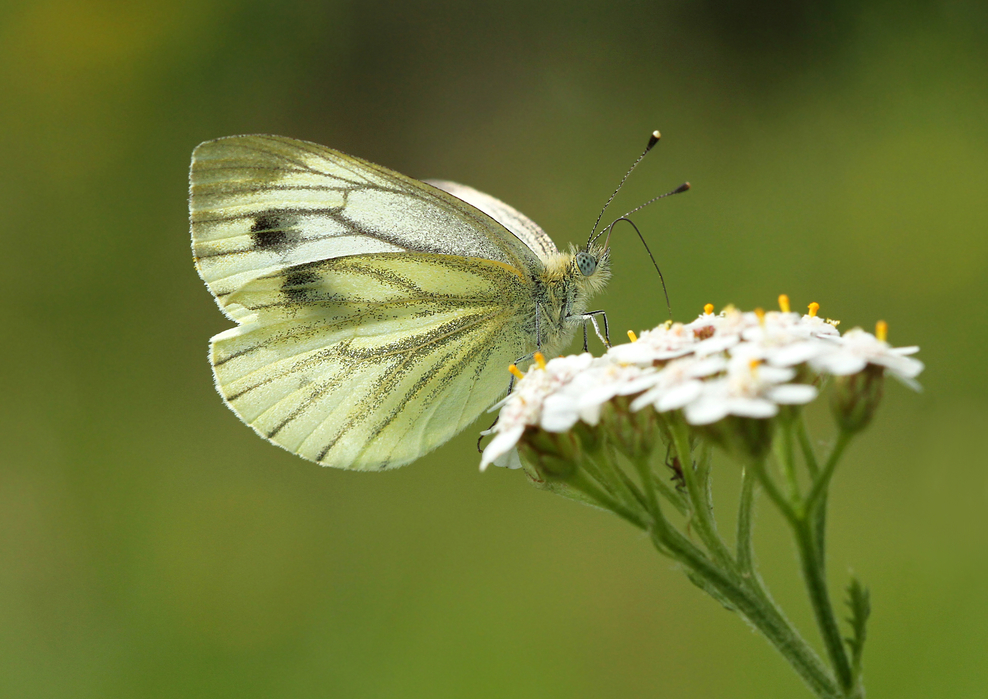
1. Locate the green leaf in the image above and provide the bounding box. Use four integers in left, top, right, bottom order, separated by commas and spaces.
844, 576, 871, 678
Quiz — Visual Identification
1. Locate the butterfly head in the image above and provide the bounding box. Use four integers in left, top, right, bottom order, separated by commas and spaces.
571, 243, 610, 298
574, 251, 597, 276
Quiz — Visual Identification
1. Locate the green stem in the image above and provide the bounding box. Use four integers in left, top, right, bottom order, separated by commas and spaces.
748, 454, 852, 695
736, 466, 757, 575
650, 507, 842, 699
796, 413, 820, 478
733, 464, 797, 640
632, 453, 662, 523
793, 517, 854, 692
652, 472, 688, 516
584, 450, 648, 518
805, 431, 853, 514
775, 416, 800, 501
796, 416, 827, 568
564, 469, 648, 531
669, 419, 737, 572
752, 458, 800, 527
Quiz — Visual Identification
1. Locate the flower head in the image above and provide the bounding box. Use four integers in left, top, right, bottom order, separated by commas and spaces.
810, 325, 924, 390
479, 352, 593, 470
480, 301, 922, 471
607, 322, 697, 365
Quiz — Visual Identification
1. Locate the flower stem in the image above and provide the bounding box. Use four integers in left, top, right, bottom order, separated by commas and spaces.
796, 413, 820, 477
565, 469, 648, 531
775, 416, 800, 500
806, 431, 852, 514
752, 458, 800, 526
760, 426, 856, 694
649, 512, 843, 699
736, 466, 757, 575
584, 450, 647, 518
793, 517, 854, 692
651, 471, 688, 515
669, 419, 737, 572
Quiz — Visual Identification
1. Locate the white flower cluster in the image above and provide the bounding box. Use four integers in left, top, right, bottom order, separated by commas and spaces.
480, 302, 923, 470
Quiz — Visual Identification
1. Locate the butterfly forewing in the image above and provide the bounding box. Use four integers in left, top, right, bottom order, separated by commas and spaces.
191, 135, 542, 322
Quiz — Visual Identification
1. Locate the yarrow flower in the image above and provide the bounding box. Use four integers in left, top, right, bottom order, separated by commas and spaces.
481, 297, 922, 470
474, 293, 924, 699
810, 323, 924, 390
479, 352, 593, 471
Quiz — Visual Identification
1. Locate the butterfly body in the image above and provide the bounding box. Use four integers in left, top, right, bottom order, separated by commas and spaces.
191, 135, 609, 470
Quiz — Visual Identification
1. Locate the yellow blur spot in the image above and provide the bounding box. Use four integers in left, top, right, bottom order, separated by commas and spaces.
808, 302, 820, 317
755, 307, 766, 324
627, 330, 638, 342
778, 294, 790, 313
703, 303, 714, 315
876, 320, 888, 342
508, 364, 524, 380
534, 352, 547, 369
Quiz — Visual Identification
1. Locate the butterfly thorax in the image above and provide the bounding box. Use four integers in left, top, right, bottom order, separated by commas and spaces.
531, 244, 611, 356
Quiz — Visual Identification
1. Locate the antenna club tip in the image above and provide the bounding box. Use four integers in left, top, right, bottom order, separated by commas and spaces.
646, 130, 661, 150
675, 182, 691, 193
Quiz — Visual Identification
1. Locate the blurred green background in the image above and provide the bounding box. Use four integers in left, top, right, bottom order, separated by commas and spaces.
2, 1, 986, 697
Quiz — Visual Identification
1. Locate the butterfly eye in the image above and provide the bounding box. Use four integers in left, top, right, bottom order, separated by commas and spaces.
575, 251, 597, 276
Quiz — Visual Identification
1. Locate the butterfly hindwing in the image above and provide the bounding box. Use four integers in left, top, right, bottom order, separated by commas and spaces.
210, 252, 536, 470
426, 180, 558, 261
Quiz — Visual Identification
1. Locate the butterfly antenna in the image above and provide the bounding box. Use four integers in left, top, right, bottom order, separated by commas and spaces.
618, 181, 691, 220
595, 181, 690, 250
604, 217, 673, 319
586, 130, 662, 249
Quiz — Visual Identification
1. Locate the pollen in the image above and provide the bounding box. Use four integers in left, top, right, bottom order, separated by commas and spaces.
876, 320, 888, 342
703, 303, 714, 315
749, 359, 761, 371
778, 294, 790, 313
808, 302, 820, 317
534, 352, 547, 369
627, 330, 638, 343
508, 364, 525, 380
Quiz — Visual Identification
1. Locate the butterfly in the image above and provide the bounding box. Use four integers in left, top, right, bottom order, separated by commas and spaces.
190, 135, 615, 470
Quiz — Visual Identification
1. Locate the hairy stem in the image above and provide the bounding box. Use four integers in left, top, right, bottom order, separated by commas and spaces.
669, 419, 737, 571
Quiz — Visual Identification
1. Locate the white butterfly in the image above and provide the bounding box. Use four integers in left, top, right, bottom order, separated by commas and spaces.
191, 135, 611, 470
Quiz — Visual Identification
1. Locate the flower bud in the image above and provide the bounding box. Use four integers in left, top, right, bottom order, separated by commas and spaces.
696, 415, 776, 462
831, 364, 885, 433
517, 428, 582, 480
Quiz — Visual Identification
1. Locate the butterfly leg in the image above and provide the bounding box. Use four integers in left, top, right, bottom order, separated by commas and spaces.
535, 302, 543, 351
579, 310, 610, 348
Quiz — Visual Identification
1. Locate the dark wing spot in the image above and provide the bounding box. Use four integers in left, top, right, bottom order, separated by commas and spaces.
282, 267, 321, 302
251, 213, 290, 250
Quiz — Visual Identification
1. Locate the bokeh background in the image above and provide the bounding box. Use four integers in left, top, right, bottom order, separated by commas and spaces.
2, 1, 986, 697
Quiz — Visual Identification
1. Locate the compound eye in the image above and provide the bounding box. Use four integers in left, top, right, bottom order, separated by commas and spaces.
575, 251, 597, 276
